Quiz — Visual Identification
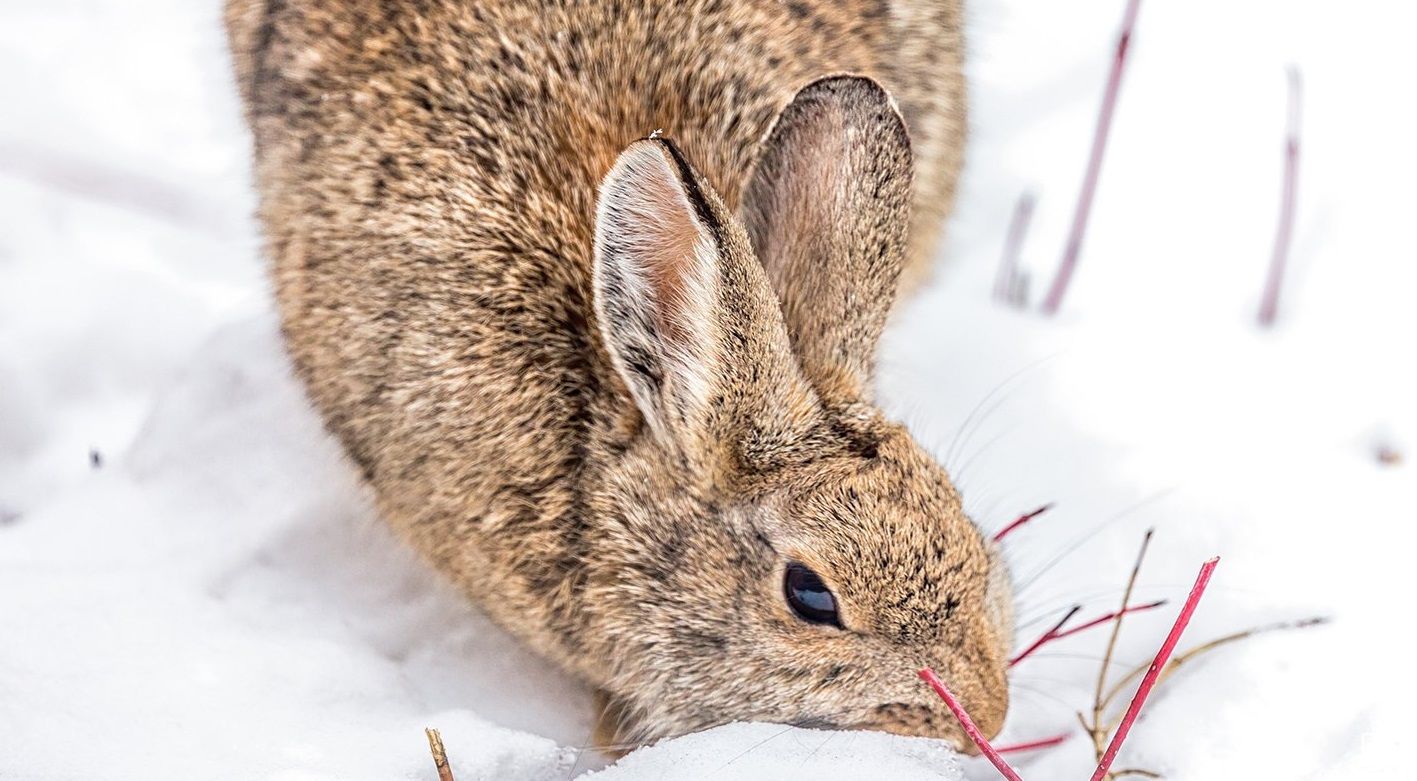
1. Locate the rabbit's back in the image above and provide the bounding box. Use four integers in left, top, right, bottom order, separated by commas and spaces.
228, 0, 964, 663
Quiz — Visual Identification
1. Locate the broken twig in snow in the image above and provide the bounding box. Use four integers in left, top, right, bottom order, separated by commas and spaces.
1258, 66, 1302, 327
1041, 0, 1142, 315
426, 727, 456, 781
995, 192, 1036, 308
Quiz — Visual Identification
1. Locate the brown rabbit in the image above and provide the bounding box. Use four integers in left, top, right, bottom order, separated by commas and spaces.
226, 0, 1012, 751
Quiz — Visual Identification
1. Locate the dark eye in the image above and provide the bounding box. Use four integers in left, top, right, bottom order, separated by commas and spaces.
784, 563, 842, 628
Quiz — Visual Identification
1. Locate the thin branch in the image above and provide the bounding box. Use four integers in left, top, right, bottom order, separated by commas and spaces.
1041, 0, 1143, 315
1086, 530, 1154, 765
993, 503, 1054, 544
918, 668, 1023, 781
1010, 600, 1167, 668
1010, 605, 1083, 666
1054, 600, 1167, 644
1090, 557, 1220, 781
996, 192, 1036, 307
1100, 616, 1329, 720
426, 727, 456, 781
1258, 66, 1303, 327
996, 733, 1070, 754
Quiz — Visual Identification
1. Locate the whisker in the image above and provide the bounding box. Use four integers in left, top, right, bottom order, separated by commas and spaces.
942, 353, 1059, 472
1013, 489, 1175, 598
798, 730, 838, 767
949, 393, 1013, 475
711, 725, 797, 774
953, 427, 1015, 491
1012, 583, 1179, 630
1008, 681, 1083, 713
1013, 651, 1144, 667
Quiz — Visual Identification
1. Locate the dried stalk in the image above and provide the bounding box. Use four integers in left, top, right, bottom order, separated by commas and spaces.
1099, 616, 1329, 727
426, 727, 456, 781
1082, 530, 1154, 769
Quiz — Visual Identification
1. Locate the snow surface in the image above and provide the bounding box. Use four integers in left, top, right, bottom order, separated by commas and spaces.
2, 0, 1414, 779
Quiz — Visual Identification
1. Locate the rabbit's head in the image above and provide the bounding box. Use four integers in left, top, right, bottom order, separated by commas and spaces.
588, 77, 1011, 751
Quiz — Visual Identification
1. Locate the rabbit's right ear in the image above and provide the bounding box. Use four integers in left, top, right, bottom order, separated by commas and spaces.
592, 139, 727, 444
740, 76, 914, 406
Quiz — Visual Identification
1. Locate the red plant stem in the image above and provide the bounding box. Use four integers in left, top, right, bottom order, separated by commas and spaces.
995, 192, 1036, 305
1049, 600, 1168, 642
1259, 67, 1302, 327
1009, 605, 1082, 666
992, 503, 1054, 543
996, 733, 1070, 754
1008, 601, 1166, 667
918, 668, 1023, 781
1041, 0, 1142, 315
1090, 557, 1220, 781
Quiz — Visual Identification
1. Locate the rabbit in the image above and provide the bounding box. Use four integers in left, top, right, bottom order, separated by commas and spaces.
225, 0, 1012, 752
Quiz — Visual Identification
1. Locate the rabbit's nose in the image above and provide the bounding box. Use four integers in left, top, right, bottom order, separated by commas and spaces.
916, 665, 1010, 744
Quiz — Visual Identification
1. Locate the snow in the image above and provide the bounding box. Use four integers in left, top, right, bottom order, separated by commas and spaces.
1, 0, 1412, 779
582, 723, 962, 780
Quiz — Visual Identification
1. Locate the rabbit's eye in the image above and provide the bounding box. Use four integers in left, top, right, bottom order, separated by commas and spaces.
784, 563, 842, 628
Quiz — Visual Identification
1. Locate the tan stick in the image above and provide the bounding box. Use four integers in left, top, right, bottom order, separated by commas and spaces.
1085, 529, 1154, 770
1100, 617, 1328, 729
426, 727, 456, 781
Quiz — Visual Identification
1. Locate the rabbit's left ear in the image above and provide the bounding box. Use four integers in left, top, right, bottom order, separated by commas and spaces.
740, 76, 914, 405
593, 138, 727, 444
594, 137, 816, 452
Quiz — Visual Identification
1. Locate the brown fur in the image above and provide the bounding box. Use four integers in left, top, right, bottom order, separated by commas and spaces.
226, 0, 1009, 750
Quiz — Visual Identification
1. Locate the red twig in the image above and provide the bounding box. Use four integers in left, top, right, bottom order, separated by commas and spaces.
1259, 67, 1302, 327
995, 192, 1036, 307
1009, 605, 1082, 667
997, 733, 1070, 754
918, 668, 1024, 781
1049, 600, 1168, 643
993, 503, 1054, 544
1041, 0, 1142, 315
1009, 601, 1167, 667
1090, 557, 1220, 781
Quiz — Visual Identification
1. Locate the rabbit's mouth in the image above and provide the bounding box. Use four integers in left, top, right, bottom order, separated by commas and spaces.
788, 715, 843, 731
847, 700, 993, 753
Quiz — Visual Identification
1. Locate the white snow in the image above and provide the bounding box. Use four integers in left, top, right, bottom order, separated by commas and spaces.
2, 0, 1413, 779
582, 723, 962, 780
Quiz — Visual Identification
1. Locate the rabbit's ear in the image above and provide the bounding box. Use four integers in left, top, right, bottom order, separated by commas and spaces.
593, 138, 731, 442
740, 76, 914, 405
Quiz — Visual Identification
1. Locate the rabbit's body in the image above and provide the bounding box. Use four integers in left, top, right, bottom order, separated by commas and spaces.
229, 0, 1009, 748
